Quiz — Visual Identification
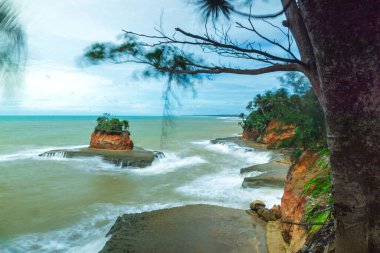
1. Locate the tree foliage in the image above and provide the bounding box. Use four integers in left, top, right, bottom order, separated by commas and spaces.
0, 0, 26, 88
83, 35, 203, 89
95, 113, 130, 133
241, 73, 326, 150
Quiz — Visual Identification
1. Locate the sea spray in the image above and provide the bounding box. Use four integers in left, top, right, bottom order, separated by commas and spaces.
191, 140, 271, 166
128, 152, 208, 176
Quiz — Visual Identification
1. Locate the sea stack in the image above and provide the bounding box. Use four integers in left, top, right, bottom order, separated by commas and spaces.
39, 114, 157, 168
89, 114, 134, 150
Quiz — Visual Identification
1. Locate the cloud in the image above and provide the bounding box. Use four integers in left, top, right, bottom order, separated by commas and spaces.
2, 0, 290, 115
10, 64, 166, 115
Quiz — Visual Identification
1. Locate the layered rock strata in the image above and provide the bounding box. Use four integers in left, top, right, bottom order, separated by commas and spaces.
90, 131, 133, 150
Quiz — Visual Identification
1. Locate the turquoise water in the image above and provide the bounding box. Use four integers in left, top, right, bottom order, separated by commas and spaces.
0, 116, 282, 252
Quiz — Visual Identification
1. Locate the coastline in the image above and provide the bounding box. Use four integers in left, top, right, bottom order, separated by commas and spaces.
1, 116, 287, 253
99, 135, 290, 252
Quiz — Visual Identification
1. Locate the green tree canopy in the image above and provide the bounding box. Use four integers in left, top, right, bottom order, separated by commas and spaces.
241, 73, 326, 150
95, 113, 130, 133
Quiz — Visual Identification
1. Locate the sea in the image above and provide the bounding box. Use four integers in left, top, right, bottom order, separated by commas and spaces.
0, 116, 282, 252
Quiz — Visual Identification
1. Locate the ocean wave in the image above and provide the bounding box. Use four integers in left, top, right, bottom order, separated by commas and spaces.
128, 152, 207, 176
0, 202, 190, 253
216, 116, 240, 120
216, 117, 241, 123
190, 140, 210, 145
0, 191, 283, 253
192, 140, 271, 166
176, 169, 282, 208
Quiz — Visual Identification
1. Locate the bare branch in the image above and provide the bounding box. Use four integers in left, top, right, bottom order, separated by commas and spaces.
174, 27, 304, 65
232, 0, 294, 19
261, 19, 289, 40
235, 21, 298, 60
121, 30, 166, 40
153, 63, 302, 76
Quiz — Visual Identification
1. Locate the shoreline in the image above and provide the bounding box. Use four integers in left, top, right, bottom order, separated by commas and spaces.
98, 135, 290, 252
211, 136, 291, 189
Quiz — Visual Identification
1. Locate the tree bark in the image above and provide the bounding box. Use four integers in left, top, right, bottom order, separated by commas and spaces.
299, 1, 380, 252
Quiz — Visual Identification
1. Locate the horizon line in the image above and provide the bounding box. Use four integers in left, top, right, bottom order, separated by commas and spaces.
0, 114, 240, 117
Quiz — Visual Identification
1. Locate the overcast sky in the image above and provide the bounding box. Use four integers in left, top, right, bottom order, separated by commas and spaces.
0, 0, 292, 116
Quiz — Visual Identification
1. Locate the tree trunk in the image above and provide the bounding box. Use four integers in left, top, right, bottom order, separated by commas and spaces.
299, 1, 380, 252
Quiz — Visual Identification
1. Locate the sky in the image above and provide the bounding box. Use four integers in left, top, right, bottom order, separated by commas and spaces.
0, 0, 294, 116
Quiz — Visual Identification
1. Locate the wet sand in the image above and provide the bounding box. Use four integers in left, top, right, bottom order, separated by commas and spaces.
100, 204, 268, 253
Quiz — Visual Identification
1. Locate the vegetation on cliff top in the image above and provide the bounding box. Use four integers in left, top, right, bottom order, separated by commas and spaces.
95, 113, 130, 133
240, 72, 326, 151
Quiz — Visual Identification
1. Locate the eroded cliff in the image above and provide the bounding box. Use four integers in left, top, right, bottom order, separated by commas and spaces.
242, 119, 295, 149
280, 150, 334, 253
90, 131, 134, 150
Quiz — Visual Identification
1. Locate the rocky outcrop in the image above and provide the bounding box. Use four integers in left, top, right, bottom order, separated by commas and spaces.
261, 120, 295, 147
241, 160, 290, 188
242, 128, 260, 141
100, 205, 267, 253
248, 200, 282, 222
211, 136, 268, 150
40, 147, 155, 168
90, 131, 133, 150
242, 175, 285, 188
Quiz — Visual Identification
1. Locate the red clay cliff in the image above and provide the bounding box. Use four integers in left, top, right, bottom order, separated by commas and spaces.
242, 119, 295, 147
90, 131, 134, 150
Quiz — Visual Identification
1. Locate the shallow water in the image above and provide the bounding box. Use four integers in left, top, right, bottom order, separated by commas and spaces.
0, 116, 282, 252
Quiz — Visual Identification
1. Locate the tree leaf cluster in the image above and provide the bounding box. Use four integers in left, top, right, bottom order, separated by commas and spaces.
241, 72, 327, 150
95, 113, 130, 133
82, 34, 203, 89
0, 0, 26, 90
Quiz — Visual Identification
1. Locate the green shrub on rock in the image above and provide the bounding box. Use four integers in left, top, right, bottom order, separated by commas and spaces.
95, 113, 130, 133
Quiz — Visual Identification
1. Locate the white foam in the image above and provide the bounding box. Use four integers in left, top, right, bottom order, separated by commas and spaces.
190, 140, 210, 145
129, 152, 207, 175
1, 202, 194, 253
192, 140, 271, 166
0, 134, 279, 253
67, 237, 109, 253
216, 116, 240, 121
176, 169, 282, 208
